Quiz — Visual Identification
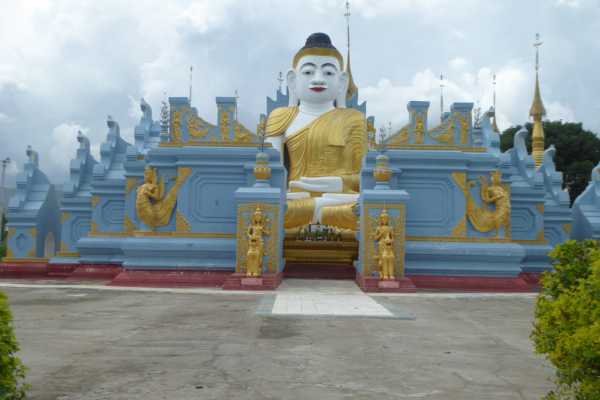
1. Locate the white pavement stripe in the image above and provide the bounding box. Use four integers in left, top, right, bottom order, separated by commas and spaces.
271, 293, 394, 317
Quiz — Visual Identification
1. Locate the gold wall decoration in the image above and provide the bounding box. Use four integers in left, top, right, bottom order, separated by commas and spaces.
414, 114, 425, 144
536, 203, 545, 215
125, 177, 139, 196
123, 215, 136, 234
364, 203, 405, 277
429, 116, 455, 145
451, 217, 467, 237
30, 227, 37, 238
90, 221, 98, 234
188, 114, 210, 139
91, 196, 100, 208
387, 125, 409, 145
61, 212, 70, 224
563, 223, 572, 235
236, 203, 280, 274
459, 114, 470, 145
136, 166, 192, 229
171, 110, 183, 144
176, 210, 191, 233
220, 110, 230, 142
233, 122, 252, 143
458, 171, 511, 238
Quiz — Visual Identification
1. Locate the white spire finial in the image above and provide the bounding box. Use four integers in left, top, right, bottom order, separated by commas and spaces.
440, 73, 445, 122
345, 0, 351, 52
492, 73, 497, 110
189, 65, 193, 103
234, 89, 239, 121
534, 33, 543, 73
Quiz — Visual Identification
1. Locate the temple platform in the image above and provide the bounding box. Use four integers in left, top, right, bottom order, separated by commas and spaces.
0, 261, 542, 292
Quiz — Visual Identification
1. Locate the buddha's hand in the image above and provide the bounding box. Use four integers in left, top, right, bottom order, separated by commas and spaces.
289, 176, 343, 193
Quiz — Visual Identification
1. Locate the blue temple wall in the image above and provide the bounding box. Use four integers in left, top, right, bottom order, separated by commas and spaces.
4, 147, 61, 260
120, 96, 286, 270
539, 146, 571, 246
571, 162, 600, 240
51, 132, 98, 265
77, 117, 133, 264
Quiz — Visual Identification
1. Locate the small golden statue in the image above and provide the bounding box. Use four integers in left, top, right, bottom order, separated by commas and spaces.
136, 167, 191, 229
245, 206, 270, 277
374, 209, 396, 280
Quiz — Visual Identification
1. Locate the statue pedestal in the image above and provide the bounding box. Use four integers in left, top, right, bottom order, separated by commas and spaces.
356, 273, 417, 293
222, 272, 282, 290
241, 277, 263, 286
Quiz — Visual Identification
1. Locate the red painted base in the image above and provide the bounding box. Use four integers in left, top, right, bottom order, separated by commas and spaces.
356, 273, 417, 293
67, 264, 123, 280
0, 262, 49, 278
409, 274, 534, 292
519, 272, 543, 290
47, 263, 78, 277
222, 272, 282, 290
110, 269, 231, 288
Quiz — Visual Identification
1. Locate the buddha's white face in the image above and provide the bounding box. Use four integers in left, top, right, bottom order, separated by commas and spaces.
289, 55, 345, 105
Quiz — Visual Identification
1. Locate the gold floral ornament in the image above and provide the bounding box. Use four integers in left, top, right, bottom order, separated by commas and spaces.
374, 209, 396, 280
460, 170, 511, 238
136, 166, 192, 229
245, 206, 271, 277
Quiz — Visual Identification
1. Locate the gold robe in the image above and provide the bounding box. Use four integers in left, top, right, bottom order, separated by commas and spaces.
266, 106, 367, 229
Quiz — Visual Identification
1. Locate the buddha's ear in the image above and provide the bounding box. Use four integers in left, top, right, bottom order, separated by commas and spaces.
286, 69, 298, 107
336, 71, 349, 109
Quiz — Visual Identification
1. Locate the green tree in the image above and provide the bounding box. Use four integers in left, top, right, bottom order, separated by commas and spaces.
0, 291, 27, 399
500, 121, 600, 204
531, 240, 600, 399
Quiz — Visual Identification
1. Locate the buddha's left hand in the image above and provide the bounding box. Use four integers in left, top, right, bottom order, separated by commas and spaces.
289, 176, 343, 193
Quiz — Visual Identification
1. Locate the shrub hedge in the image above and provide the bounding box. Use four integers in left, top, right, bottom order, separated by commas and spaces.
532, 240, 600, 399
0, 291, 27, 399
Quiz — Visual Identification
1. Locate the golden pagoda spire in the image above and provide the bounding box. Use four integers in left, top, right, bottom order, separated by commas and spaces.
530, 33, 546, 168
344, 0, 358, 101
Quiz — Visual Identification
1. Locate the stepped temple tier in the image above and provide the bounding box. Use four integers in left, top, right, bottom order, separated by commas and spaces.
0, 32, 589, 291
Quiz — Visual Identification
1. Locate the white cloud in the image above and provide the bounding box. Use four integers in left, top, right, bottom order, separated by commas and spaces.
449, 57, 469, 70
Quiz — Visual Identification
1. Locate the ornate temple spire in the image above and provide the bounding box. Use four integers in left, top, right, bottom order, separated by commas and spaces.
492, 73, 500, 133
344, 0, 358, 101
530, 33, 547, 168
277, 71, 284, 93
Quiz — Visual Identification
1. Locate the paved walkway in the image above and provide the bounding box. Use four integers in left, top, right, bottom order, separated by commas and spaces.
1, 279, 552, 400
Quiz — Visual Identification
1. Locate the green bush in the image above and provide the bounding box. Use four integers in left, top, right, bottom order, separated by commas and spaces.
0, 291, 27, 400
532, 240, 600, 399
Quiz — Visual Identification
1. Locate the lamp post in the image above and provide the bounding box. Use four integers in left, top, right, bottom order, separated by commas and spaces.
1, 157, 10, 209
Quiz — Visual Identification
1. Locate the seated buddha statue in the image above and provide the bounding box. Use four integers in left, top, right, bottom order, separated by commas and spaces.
266, 32, 367, 231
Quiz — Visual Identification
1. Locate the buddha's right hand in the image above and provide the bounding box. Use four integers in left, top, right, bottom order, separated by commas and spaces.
289, 176, 343, 193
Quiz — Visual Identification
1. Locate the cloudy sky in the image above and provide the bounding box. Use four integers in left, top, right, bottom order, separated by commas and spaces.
1, 0, 599, 186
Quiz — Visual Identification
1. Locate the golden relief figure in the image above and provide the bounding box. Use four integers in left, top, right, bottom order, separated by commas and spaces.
429, 115, 455, 145
461, 171, 511, 238
374, 209, 396, 280
414, 114, 425, 144
245, 206, 270, 277
136, 167, 192, 229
